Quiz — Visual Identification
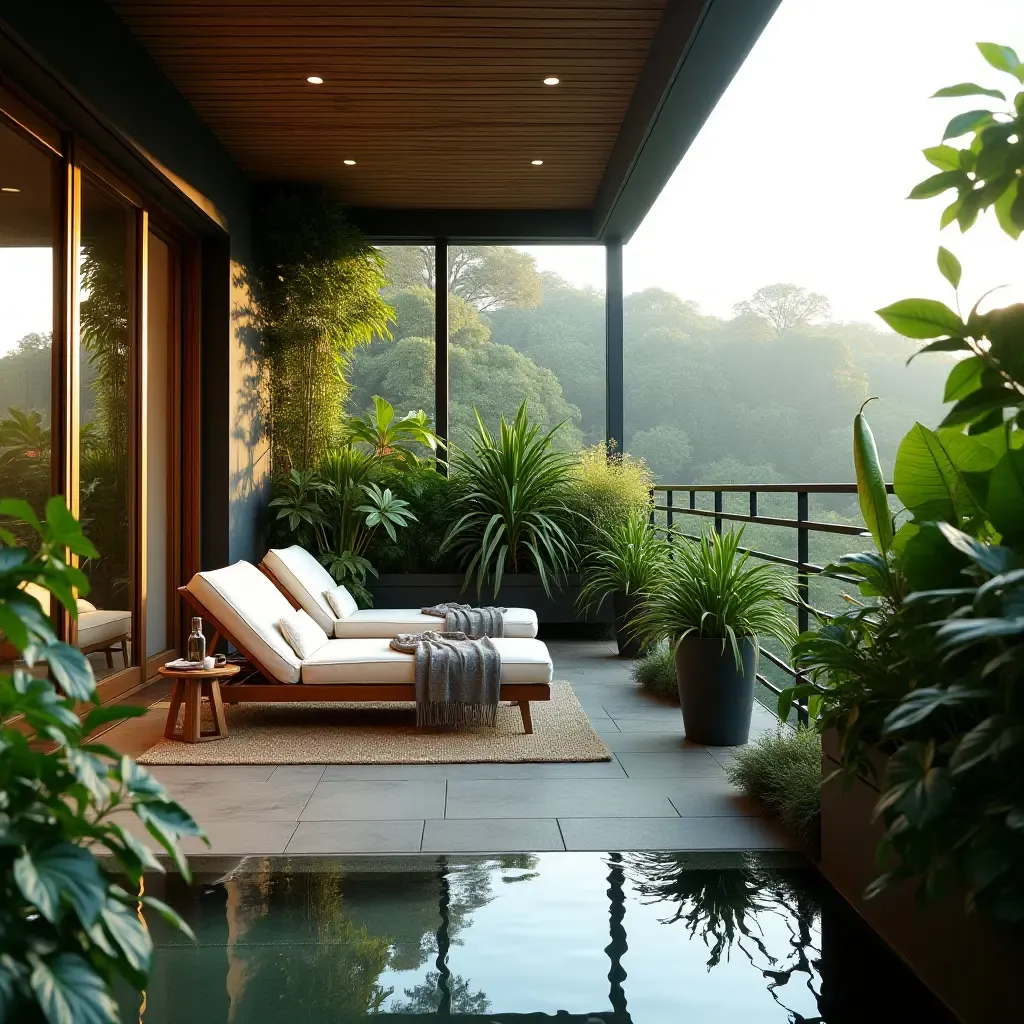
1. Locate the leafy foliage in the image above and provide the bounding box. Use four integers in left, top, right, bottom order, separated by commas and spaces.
786, 41, 1024, 923
254, 186, 394, 473
726, 728, 822, 852
910, 42, 1024, 237
441, 402, 577, 598
630, 643, 678, 701
732, 283, 831, 337
632, 528, 797, 669
578, 513, 667, 614
0, 498, 203, 1023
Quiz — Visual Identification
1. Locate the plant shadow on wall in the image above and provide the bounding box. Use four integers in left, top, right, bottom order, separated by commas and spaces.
780, 42, 1024, 925
0, 498, 203, 1023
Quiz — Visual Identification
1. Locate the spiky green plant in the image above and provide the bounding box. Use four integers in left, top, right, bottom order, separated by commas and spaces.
632, 527, 797, 669
631, 644, 678, 700
578, 513, 667, 614
441, 402, 577, 598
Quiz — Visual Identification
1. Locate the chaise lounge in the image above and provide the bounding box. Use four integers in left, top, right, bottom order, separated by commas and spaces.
179, 561, 552, 733
258, 545, 540, 639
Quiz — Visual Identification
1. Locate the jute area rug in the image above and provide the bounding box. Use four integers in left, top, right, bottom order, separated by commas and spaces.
137, 680, 610, 767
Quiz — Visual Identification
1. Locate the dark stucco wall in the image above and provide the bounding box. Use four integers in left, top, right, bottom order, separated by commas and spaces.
1, 0, 269, 568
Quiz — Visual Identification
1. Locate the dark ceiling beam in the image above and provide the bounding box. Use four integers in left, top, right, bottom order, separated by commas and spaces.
593, 0, 781, 243
347, 207, 596, 244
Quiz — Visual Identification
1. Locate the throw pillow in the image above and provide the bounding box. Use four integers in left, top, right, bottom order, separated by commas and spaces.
278, 608, 329, 660
325, 584, 358, 619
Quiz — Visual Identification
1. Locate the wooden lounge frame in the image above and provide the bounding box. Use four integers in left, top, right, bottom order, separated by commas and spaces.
177, 586, 549, 734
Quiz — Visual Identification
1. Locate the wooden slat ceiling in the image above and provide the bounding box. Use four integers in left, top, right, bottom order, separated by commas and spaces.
108, 0, 669, 209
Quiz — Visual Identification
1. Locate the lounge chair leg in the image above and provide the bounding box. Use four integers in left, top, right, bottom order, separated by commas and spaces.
518, 700, 533, 735
104, 648, 113, 669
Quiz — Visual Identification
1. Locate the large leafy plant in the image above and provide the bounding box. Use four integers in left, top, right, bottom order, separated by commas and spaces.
441, 402, 577, 598
632, 528, 797, 668
268, 396, 426, 603
0, 497, 203, 1022
578, 513, 667, 614
784, 42, 1024, 922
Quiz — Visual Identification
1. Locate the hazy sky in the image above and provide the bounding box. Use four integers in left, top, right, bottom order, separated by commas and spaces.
524, 0, 1024, 324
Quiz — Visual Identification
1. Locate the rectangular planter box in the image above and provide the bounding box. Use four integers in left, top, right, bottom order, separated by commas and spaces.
819, 731, 1023, 1024
368, 573, 613, 626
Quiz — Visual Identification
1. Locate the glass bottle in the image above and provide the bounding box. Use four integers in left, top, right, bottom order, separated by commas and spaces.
187, 617, 206, 664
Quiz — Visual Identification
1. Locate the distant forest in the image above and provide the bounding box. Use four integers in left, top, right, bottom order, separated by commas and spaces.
0, 245, 948, 488
352, 246, 947, 484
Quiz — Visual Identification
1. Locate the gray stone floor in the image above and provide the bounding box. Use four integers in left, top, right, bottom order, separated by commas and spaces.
104, 639, 789, 855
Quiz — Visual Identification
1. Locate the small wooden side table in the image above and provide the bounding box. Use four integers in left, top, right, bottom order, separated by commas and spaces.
158, 664, 239, 743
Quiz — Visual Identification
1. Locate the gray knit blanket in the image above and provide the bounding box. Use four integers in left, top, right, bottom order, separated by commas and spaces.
390, 630, 501, 728
422, 602, 506, 638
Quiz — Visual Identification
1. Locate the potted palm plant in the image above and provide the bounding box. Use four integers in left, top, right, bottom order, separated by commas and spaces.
633, 528, 796, 745
578, 513, 666, 657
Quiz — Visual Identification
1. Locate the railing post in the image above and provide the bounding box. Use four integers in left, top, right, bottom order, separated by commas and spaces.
714, 490, 722, 535
796, 490, 810, 726
648, 488, 655, 529
434, 240, 449, 477
749, 489, 757, 518
666, 488, 673, 552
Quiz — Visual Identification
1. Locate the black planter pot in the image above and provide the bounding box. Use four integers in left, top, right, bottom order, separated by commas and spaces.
673, 635, 758, 745
611, 592, 643, 658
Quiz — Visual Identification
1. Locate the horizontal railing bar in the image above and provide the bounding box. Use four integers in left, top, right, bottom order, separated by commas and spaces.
756, 672, 785, 697
655, 483, 894, 494
653, 526, 832, 575
653, 504, 870, 537
759, 647, 798, 677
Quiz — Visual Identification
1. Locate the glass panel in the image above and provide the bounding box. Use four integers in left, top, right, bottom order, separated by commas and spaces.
79, 177, 133, 677
0, 120, 56, 528
349, 244, 435, 427
448, 245, 601, 452
146, 232, 172, 657
624, 0, 1022, 490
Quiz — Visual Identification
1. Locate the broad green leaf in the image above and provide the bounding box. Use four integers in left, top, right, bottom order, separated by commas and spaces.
932, 82, 1006, 100
907, 169, 967, 199
935, 522, 1016, 575
994, 178, 1023, 239
853, 401, 893, 554
83, 703, 148, 735
44, 497, 98, 559
28, 953, 118, 1024
67, 748, 110, 804
40, 642, 95, 701
940, 386, 1015, 427
894, 422, 983, 522
0, 498, 41, 534
942, 109, 994, 140
99, 897, 152, 973
883, 687, 978, 734
950, 716, 1005, 774
936, 246, 962, 289
118, 756, 166, 798
987, 447, 1024, 540
876, 298, 964, 339
943, 356, 985, 401
14, 844, 106, 927
976, 42, 1023, 80
141, 894, 196, 941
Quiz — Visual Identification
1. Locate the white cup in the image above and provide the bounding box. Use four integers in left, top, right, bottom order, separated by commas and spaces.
203, 656, 215, 670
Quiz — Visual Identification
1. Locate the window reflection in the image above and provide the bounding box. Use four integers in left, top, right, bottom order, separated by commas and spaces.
78, 177, 133, 676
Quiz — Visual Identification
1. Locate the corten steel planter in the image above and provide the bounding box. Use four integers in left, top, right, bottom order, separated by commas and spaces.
611, 592, 644, 658
673, 634, 758, 745
369, 573, 613, 626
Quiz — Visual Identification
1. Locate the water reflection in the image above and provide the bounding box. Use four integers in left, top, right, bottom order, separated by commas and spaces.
130, 852, 954, 1023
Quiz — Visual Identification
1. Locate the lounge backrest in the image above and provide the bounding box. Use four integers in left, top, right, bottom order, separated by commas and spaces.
263, 546, 340, 634
185, 561, 302, 683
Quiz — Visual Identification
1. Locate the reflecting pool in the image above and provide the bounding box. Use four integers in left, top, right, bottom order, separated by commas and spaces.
125, 852, 955, 1022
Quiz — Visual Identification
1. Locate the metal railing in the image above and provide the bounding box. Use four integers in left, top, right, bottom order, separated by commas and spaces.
649, 483, 894, 723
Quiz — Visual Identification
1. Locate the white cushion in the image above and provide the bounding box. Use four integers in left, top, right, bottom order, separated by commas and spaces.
277, 609, 329, 660
263, 546, 337, 634
333, 607, 539, 639
325, 584, 358, 620
78, 609, 131, 649
301, 637, 553, 685
185, 561, 302, 683
76, 597, 97, 613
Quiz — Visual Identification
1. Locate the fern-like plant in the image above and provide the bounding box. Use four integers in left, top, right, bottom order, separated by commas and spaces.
632, 528, 797, 668
441, 402, 577, 598
578, 513, 666, 614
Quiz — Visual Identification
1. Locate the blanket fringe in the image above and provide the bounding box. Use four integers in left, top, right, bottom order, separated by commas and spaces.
416, 702, 499, 729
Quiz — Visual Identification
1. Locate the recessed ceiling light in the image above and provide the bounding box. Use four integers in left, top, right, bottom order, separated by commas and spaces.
543, 77, 560, 86
307, 75, 324, 85
531, 159, 544, 166
343, 159, 357, 166
1, 186, 20, 193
